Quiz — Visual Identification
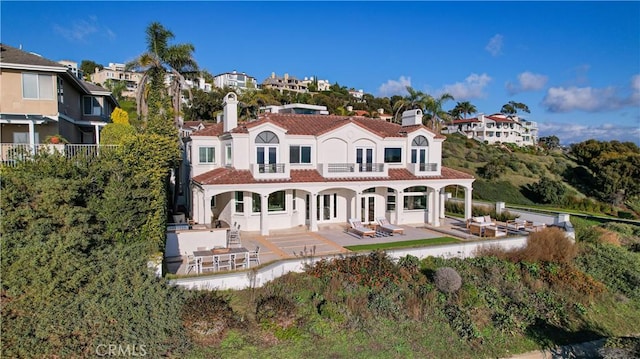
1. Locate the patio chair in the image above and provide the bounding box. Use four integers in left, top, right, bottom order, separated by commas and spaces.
506, 218, 528, 231
185, 254, 201, 274
375, 217, 404, 235
233, 254, 248, 270
249, 246, 260, 265
348, 218, 375, 238
215, 255, 232, 271
200, 255, 216, 272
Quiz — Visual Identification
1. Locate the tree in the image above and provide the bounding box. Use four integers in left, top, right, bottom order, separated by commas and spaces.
128, 22, 198, 129
423, 93, 454, 131
80, 59, 103, 81
539, 135, 560, 150
529, 177, 567, 204
393, 86, 427, 122
103, 79, 127, 102
450, 101, 477, 120
501, 101, 530, 117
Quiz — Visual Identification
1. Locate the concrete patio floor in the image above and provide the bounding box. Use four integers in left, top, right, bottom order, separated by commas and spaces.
166, 217, 486, 276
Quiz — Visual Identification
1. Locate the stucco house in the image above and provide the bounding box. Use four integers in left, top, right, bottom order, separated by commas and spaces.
442, 113, 538, 147
0, 44, 118, 149
186, 93, 474, 235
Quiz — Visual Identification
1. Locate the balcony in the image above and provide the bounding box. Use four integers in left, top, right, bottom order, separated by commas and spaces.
408, 162, 440, 176
319, 163, 388, 178
250, 163, 290, 180
1, 143, 119, 167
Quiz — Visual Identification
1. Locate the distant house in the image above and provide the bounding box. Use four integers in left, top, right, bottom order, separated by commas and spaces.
442, 113, 539, 146
260, 103, 329, 115
261, 72, 308, 93
212, 70, 257, 92
90, 62, 143, 98
301, 76, 331, 92
0, 43, 118, 149
185, 93, 475, 235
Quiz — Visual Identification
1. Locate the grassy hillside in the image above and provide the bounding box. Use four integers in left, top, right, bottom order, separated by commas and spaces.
441, 134, 635, 218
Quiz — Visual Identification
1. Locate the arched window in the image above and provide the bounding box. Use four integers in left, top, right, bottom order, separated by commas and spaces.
255, 131, 279, 172
255, 131, 279, 144
411, 136, 429, 166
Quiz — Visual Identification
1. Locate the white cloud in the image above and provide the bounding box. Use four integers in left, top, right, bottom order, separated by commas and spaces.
631, 74, 640, 104
440, 73, 492, 100
538, 121, 640, 145
377, 76, 412, 97
485, 34, 503, 56
53, 16, 115, 42
542, 86, 624, 112
506, 71, 548, 95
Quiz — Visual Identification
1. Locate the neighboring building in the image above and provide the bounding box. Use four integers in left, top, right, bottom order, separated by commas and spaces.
349, 89, 365, 102
90, 62, 143, 98
301, 76, 331, 92
58, 60, 82, 79
184, 77, 213, 92
260, 103, 329, 115
212, 71, 257, 92
186, 93, 475, 235
261, 72, 308, 93
442, 113, 539, 146
0, 43, 118, 150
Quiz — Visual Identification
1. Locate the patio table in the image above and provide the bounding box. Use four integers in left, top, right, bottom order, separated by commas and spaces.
193, 247, 250, 273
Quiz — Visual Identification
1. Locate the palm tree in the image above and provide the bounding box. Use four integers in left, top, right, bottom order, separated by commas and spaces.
128, 22, 198, 129
451, 101, 477, 120
393, 86, 427, 123
423, 93, 454, 131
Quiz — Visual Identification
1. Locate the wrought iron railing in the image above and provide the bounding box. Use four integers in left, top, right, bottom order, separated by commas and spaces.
358, 163, 384, 172
258, 163, 285, 173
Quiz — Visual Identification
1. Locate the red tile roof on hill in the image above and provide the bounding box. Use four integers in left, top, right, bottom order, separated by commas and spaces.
191, 113, 444, 139
451, 118, 481, 124
191, 122, 224, 136
192, 166, 473, 185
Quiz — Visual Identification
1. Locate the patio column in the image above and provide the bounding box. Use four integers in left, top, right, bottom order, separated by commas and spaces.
464, 186, 473, 220
440, 189, 446, 219
192, 188, 202, 224
355, 191, 362, 222
395, 191, 403, 225
203, 192, 213, 225
260, 194, 269, 236
94, 124, 101, 144
432, 189, 440, 227
28, 121, 36, 152
309, 192, 318, 232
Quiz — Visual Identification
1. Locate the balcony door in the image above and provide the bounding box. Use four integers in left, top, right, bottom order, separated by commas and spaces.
256, 130, 279, 173
356, 147, 373, 172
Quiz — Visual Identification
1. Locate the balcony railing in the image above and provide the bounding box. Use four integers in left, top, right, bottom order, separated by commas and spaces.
250, 163, 290, 180
408, 162, 440, 176
320, 163, 388, 178
258, 163, 285, 174
1, 143, 119, 167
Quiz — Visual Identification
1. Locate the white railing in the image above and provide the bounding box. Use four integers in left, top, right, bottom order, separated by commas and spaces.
319, 163, 388, 178
1, 143, 119, 166
250, 163, 290, 180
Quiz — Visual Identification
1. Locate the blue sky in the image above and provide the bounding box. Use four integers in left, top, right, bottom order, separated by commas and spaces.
2, 1, 639, 145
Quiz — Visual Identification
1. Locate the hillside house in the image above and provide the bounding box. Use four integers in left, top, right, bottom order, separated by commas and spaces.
0, 44, 118, 151
442, 113, 538, 146
186, 93, 475, 235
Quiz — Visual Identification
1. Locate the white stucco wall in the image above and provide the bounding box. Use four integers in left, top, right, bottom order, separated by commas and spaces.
169, 236, 528, 290
165, 229, 228, 257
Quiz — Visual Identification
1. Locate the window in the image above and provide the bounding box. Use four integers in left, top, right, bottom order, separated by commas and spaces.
252, 193, 261, 212
384, 148, 402, 163
404, 195, 427, 210
387, 188, 396, 211
406, 186, 427, 192
198, 147, 215, 163
22, 73, 54, 99
83, 96, 102, 115
411, 136, 429, 164
290, 145, 311, 164
268, 191, 286, 212
57, 77, 64, 103
235, 191, 244, 213
256, 131, 279, 144
256, 131, 279, 170
225, 145, 232, 165
292, 189, 297, 210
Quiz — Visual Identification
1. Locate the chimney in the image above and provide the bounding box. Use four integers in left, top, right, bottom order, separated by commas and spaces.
346, 106, 353, 112
284, 73, 289, 80
401, 109, 423, 126
377, 108, 384, 114
271, 72, 275, 79
223, 92, 238, 132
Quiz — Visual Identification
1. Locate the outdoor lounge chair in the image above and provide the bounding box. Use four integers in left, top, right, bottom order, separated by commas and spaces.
348, 218, 375, 238
375, 217, 404, 235
506, 218, 528, 231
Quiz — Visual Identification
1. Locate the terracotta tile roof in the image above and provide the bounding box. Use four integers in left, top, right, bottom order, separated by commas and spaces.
226, 113, 444, 139
192, 122, 224, 136
353, 110, 370, 116
0, 43, 66, 69
452, 118, 481, 124
193, 166, 474, 185
486, 114, 516, 123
